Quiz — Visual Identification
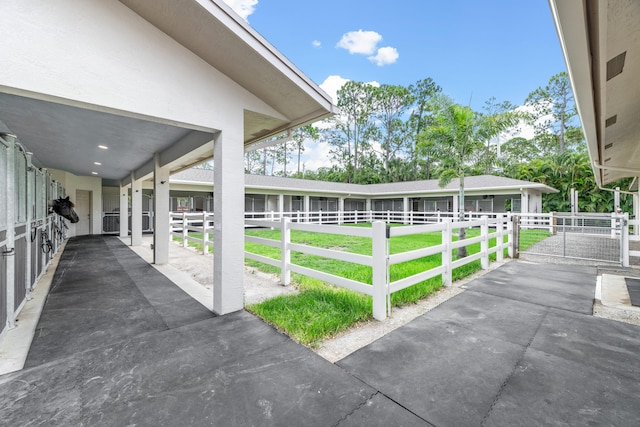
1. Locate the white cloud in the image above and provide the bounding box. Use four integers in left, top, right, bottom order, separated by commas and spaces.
301, 140, 334, 170
368, 46, 399, 66
319, 75, 350, 104
319, 75, 380, 105
222, 0, 258, 21
312, 40, 322, 48
336, 30, 382, 55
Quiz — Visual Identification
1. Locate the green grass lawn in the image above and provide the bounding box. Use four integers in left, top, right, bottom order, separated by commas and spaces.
174, 224, 548, 347
244, 223, 511, 347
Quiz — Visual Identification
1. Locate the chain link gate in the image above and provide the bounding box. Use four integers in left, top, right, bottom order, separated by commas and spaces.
514, 213, 624, 265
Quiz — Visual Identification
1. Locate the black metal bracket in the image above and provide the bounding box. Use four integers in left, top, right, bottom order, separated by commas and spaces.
2, 248, 15, 256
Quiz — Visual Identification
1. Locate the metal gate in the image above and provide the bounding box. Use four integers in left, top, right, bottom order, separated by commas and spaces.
515, 213, 623, 265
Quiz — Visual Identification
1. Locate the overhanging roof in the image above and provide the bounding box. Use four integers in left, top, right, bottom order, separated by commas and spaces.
171, 170, 558, 197
549, 0, 640, 186
0, 0, 335, 183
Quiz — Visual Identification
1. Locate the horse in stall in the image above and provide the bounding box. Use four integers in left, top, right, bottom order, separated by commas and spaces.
51, 196, 80, 223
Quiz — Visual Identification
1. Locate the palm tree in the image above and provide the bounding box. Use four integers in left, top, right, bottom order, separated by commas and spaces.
422, 95, 519, 258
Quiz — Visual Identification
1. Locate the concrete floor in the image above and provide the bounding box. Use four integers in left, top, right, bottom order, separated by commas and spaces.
2, 236, 640, 426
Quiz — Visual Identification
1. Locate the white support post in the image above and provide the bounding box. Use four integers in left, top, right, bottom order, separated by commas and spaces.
339, 197, 345, 225
25, 153, 33, 296
202, 212, 209, 255
213, 125, 245, 315
281, 217, 291, 286
496, 214, 504, 263
119, 183, 129, 238
634, 191, 639, 236
5, 134, 16, 329
153, 153, 170, 264
371, 221, 387, 321
354, 210, 359, 225
622, 213, 630, 267
278, 194, 284, 221
507, 215, 514, 258
481, 216, 489, 270
130, 172, 143, 246
614, 187, 621, 212
182, 212, 188, 247
442, 219, 453, 286
403, 196, 409, 224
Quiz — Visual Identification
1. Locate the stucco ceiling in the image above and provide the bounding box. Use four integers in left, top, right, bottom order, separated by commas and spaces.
0, 93, 211, 183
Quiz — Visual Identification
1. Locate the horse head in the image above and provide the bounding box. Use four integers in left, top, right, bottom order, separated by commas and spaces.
52, 196, 80, 223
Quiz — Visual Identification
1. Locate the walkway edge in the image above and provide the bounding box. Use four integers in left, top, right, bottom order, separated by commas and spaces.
0, 241, 67, 375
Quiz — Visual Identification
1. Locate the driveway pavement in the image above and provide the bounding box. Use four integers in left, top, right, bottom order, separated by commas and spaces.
1, 237, 639, 426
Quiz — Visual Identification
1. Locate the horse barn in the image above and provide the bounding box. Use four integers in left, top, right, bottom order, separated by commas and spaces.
0, 0, 336, 345
141, 169, 556, 224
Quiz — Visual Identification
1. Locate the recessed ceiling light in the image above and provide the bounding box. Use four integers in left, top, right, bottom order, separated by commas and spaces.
98, 145, 108, 150
91, 172, 98, 175
94, 162, 102, 165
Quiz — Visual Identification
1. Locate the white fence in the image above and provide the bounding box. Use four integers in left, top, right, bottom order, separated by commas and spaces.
245, 209, 505, 225
244, 215, 510, 320
170, 212, 215, 253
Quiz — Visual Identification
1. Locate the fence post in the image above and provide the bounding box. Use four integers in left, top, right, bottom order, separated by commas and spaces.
169, 214, 174, 242
622, 213, 629, 267
496, 214, 504, 263
443, 219, 453, 286
182, 212, 188, 248
281, 217, 291, 286
549, 211, 555, 234
481, 215, 489, 269
371, 221, 387, 321
507, 214, 514, 258
354, 210, 359, 224
202, 212, 209, 255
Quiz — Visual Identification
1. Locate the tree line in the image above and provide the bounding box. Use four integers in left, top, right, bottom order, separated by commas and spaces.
244, 72, 631, 213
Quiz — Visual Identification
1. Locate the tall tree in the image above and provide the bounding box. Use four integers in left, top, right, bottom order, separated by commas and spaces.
525, 72, 582, 154
325, 81, 376, 183
292, 125, 319, 175
407, 78, 441, 179
371, 84, 414, 181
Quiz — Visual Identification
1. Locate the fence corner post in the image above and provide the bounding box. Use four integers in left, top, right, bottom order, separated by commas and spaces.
507, 214, 515, 258
202, 212, 209, 255
442, 219, 453, 286
281, 217, 291, 286
481, 215, 489, 269
372, 221, 387, 321
496, 214, 504, 263
182, 212, 188, 248
622, 213, 630, 267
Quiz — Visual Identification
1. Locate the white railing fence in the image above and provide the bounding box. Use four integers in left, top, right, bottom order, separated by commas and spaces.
244, 209, 504, 225
244, 215, 510, 321
170, 212, 214, 254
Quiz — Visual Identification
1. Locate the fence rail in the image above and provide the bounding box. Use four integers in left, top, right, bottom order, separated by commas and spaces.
170, 212, 214, 254
243, 215, 510, 320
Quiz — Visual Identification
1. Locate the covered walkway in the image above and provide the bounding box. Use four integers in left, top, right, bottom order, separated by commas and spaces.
2, 239, 640, 425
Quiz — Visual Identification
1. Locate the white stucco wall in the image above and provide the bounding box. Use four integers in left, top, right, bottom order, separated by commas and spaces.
0, 0, 286, 131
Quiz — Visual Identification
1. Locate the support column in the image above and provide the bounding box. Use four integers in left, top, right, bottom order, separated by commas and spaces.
153, 153, 170, 264
5, 134, 16, 329
521, 190, 529, 214
633, 189, 639, 236
403, 196, 409, 224
614, 187, 621, 212
304, 194, 310, 222
278, 194, 284, 220
339, 197, 345, 224
130, 172, 143, 246
213, 124, 244, 315
452, 195, 458, 217
119, 183, 129, 238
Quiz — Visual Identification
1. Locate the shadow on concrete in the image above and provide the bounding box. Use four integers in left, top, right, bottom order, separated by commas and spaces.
2, 238, 640, 426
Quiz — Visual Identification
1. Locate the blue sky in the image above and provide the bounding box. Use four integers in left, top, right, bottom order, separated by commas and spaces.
223, 0, 567, 170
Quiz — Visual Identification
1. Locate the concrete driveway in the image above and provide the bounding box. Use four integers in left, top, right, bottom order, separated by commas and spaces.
1, 237, 639, 426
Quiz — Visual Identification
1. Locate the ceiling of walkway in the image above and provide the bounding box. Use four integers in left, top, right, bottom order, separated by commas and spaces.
0, 93, 211, 183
